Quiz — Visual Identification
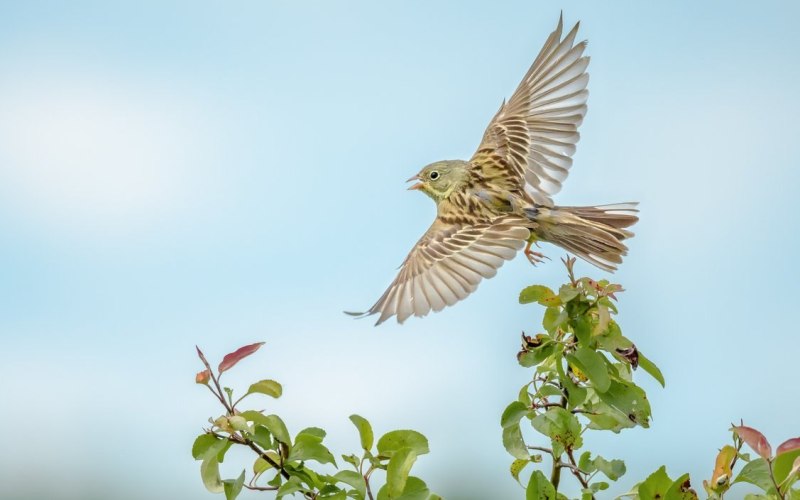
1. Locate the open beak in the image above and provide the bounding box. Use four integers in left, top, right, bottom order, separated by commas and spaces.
406, 175, 423, 191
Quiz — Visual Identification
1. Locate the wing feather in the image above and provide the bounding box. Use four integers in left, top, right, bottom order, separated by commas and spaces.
468, 16, 590, 207
355, 217, 529, 325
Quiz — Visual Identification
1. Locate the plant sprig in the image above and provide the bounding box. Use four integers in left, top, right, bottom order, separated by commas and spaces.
193, 343, 441, 500
504, 257, 800, 499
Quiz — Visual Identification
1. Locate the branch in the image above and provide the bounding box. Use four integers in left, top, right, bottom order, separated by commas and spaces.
209, 430, 291, 480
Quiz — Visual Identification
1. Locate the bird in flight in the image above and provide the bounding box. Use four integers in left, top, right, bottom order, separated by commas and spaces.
349, 15, 638, 325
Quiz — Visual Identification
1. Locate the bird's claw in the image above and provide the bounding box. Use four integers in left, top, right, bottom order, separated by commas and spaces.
525, 249, 550, 266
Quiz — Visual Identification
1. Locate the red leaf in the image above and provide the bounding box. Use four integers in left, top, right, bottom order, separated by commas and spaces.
218, 342, 265, 373
733, 425, 772, 460
777, 437, 800, 456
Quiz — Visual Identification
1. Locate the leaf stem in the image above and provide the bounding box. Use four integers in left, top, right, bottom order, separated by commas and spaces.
767, 459, 785, 500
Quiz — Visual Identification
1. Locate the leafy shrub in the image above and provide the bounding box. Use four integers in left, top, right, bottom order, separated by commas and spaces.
192, 258, 799, 499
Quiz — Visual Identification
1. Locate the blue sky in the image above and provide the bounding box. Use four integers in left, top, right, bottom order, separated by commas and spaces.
1, 1, 799, 498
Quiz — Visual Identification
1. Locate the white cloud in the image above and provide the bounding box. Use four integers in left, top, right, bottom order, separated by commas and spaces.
0, 67, 215, 236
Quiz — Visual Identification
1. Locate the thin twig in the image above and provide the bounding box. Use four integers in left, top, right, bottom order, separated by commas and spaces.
727, 435, 745, 478
243, 484, 278, 491
364, 465, 376, 500
208, 428, 291, 480
566, 448, 591, 490
767, 459, 785, 500
203, 383, 229, 409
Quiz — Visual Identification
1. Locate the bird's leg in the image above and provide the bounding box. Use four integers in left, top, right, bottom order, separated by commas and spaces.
524, 237, 549, 266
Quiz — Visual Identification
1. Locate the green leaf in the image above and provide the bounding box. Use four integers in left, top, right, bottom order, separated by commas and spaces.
518, 382, 533, 406
518, 342, 556, 368
501, 401, 530, 460
320, 491, 347, 500
267, 473, 282, 488
276, 476, 306, 499
531, 407, 582, 457
377, 430, 429, 458
192, 434, 219, 460
223, 470, 245, 500
253, 452, 280, 474
228, 415, 248, 431
240, 410, 271, 427
555, 359, 587, 407
734, 458, 774, 492
558, 284, 580, 303
638, 352, 665, 387
537, 384, 564, 399
246, 379, 283, 399
526, 470, 557, 500
572, 315, 592, 345
578, 451, 595, 472
543, 307, 567, 332
583, 400, 636, 433
377, 477, 430, 500
350, 414, 374, 451
638, 466, 674, 499
520, 285, 559, 306
285, 464, 326, 490
596, 379, 651, 428
251, 425, 272, 449
297, 427, 327, 440
342, 453, 361, 469
334, 470, 367, 498
567, 347, 611, 393
665, 473, 698, 500
288, 433, 336, 465
386, 448, 418, 498
263, 414, 292, 446
592, 456, 626, 480
773, 446, 800, 485
200, 438, 228, 494
510, 458, 530, 485
594, 304, 610, 335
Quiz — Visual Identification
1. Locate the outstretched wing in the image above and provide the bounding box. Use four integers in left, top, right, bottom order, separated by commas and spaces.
353, 216, 530, 325
470, 15, 589, 206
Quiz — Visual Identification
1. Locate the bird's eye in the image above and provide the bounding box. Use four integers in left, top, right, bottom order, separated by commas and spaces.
429, 171, 440, 180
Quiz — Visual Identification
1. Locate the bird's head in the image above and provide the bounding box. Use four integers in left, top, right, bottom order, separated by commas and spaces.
407, 160, 470, 203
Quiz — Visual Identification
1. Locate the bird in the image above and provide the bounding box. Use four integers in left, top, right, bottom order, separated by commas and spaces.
348, 15, 638, 325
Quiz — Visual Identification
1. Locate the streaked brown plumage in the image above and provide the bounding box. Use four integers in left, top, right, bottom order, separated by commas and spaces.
350, 15, 638, 325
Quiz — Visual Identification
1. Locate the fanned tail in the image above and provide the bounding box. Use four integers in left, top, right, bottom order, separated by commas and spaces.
527, 203, 639, 272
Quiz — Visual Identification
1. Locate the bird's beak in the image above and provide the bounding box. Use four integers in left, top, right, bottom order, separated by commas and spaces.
406, 175, 423, 191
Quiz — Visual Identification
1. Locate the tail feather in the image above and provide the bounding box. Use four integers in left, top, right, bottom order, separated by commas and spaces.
527, 202, 639, 272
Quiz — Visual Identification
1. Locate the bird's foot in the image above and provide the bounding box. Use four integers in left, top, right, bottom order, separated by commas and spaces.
525, 248, 550, 266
